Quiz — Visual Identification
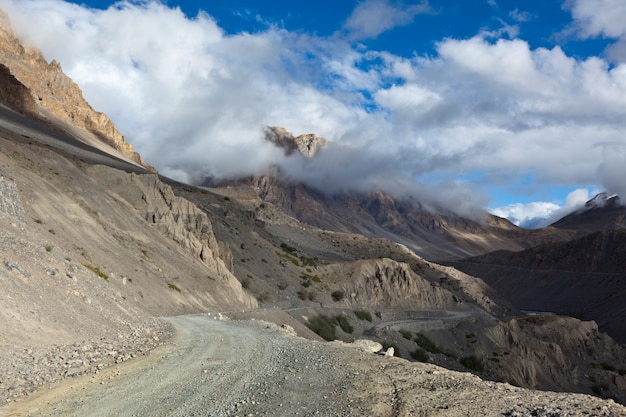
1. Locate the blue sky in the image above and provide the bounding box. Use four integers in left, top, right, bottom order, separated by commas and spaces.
2, 0, 626, 227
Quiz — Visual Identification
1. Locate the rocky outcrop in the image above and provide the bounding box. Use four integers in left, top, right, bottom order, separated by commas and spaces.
0, 11, 154, 172
265, 126, 328, 158
91, 169, 256, 309
338, 258, 458, 308
0, 63, 37, 115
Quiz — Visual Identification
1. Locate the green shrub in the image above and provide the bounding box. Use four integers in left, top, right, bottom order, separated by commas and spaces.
331, 290, 345, 301
411, 348, 429, 362
168, 283, 181, 292
460, 355, 484, 372
83, 263, 108, 281
400, 329, 413, 340
414, 333, 443, 354
45, 244, 53, 252
354, 310, 373, 322
334, 315, 354, 334
308, 315, 337, 341
280, 242, 297, 253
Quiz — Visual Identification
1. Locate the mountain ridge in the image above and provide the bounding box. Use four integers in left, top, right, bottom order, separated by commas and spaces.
0, 8, 625, 411
0, 11, 155, 172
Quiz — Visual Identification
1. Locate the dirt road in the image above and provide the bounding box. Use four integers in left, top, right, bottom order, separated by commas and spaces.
3, 315, 625, 417
2, 315, 389, 417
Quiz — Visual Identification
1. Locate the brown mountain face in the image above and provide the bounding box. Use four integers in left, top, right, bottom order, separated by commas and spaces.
0, 13, 624, 409
0, 11, 155, 172
449, 229, 626, 344
551, 193, 626, 232
217, 127, 573, 261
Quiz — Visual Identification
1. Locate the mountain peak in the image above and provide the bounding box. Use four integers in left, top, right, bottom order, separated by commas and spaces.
265, 126, 328, 158
585, 192, 620, 208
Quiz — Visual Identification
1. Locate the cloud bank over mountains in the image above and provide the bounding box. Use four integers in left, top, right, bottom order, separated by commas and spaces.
1, 0, 625, 222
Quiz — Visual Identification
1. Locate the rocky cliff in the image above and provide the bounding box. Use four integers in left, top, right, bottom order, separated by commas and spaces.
265, 126, 328, 158
0, 11, 154, 172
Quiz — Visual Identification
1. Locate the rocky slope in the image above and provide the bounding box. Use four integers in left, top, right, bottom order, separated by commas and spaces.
448, 229, 626, 344
0, 9, 624, 413
217, 127, 574, 261
0, 11, 154, 172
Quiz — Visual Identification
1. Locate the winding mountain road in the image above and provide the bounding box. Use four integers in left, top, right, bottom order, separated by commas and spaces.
2, 315, 391, 417
3, 314, 625, 417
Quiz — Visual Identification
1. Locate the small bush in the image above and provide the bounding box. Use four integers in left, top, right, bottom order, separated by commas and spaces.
400, 329, 413, 340
45, 244, 53, 252
83, 263, 108, 281
277, 282, 288, 290
414, 333, 443, 354
411, 348, 429, 362
308, 315, 337, 341
297, 289, 315, 301
334, 315, 354, 334
168, 283, 181, 292
460, 355, 484, 372
280, 242, 297, 253
331, 290, 345, 302
354, 310, 373, 322
241, 278, 250, 289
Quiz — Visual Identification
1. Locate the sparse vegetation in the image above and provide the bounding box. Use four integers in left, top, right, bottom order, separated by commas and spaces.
414, 333, 443, 354
83, 263, 109, 281
331, 290, 345, 302
300, 272, 320, 282
354, 310, 372, 322
410, 348, 429, 362
460, 355, 484, 372
34, 219, 43, 224
44, 244, 53, 252
280, 242, 297, 254
168, 283, 181, 292
241, 278, 250, 289
307, 315, 337, 341
334, 315, 354, 334
277, 282, 288, 290
400, 329, 413, 340
297, 289, 315, 301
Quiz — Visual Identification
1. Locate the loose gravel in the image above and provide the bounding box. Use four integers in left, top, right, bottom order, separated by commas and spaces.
3, 315, 625, 417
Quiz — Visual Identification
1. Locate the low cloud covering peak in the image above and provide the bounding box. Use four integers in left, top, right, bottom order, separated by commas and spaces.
1, 0, 625, 221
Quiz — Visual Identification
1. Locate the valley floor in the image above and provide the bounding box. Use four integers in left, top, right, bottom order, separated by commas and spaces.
2, 314, 624, 417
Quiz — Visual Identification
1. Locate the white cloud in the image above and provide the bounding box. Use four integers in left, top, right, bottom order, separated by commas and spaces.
565, 0, 626, 38
491, 189, 592, 228
1, 1, 625, 217
509, 9, 532, 23
341, 0, 430, 40
565, 0, 626, 62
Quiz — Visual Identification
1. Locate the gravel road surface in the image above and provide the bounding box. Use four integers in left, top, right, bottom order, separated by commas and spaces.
3, 315, 625, 417
2, 315, 384, 417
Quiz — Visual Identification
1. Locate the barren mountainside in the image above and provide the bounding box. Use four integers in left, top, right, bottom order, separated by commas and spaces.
0, 8, 625, 415
0, 12, 154, 172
